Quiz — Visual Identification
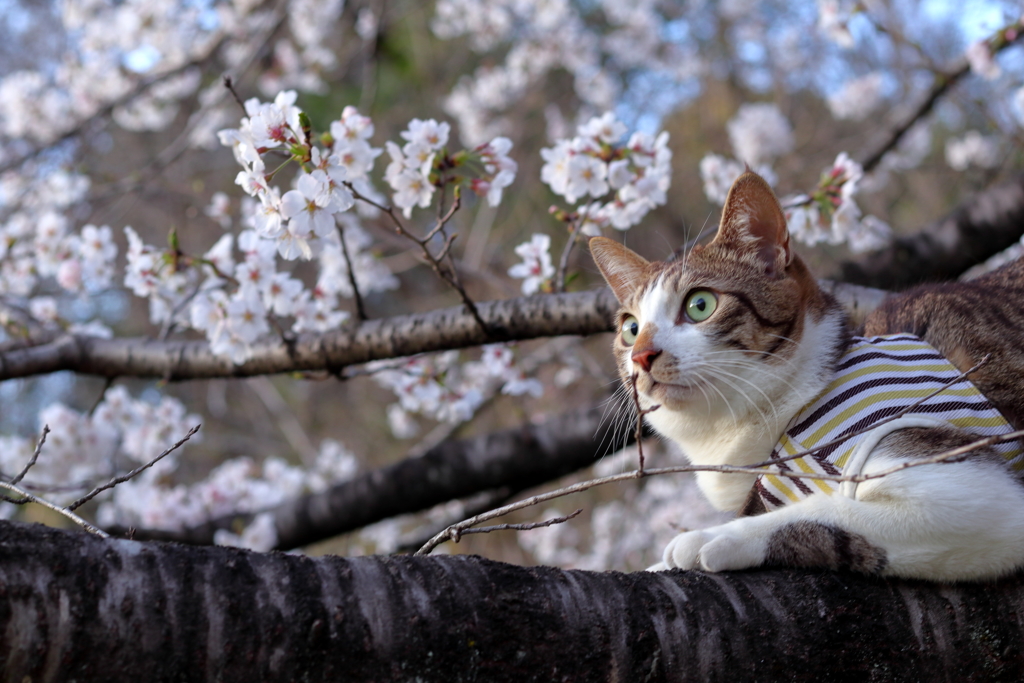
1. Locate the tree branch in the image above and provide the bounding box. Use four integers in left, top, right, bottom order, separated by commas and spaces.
4, 520, 1024, 682
0, 289, 619, 381
0, 281, 889, 383
834, 173, 1024, 289
118, 404, 628, 547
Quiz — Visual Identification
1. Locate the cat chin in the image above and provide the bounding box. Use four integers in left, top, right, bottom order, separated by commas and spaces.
645, 381, 703, 409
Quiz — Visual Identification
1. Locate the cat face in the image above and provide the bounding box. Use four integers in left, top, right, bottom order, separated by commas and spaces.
591, 172, 843, 439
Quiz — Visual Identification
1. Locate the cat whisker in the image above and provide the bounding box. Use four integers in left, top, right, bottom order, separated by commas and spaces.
693, 370, 741, 430
687, 369, 717, 417
596, 384, 635, 457
700, 367, 780, 436
701, 347, 802, 370
704, 359, 804, 394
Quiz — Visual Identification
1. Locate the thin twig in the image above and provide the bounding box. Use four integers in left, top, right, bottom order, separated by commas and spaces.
450, 508, 583, 543
10, 425, 49, 486
415, 426, 1024, 556
554, 217, 582, 293
66, 424, 201, 512
395, 488, 514, 552
629, 372, 660, 473
222, 75, 248, 114
856, 429, 1024, 482
0, 479, 108, 537
337, 223, 367, 321
87, 377, 117, 418
344, 181, 489, 335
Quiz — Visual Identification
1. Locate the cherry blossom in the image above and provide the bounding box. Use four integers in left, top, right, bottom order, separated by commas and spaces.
827, 73, 886, 121
726, 103, 794, 167
945, 131, 1002, 171
966, 39, 1001, 81
280, 170, 338, 246
508, 233, 555, 295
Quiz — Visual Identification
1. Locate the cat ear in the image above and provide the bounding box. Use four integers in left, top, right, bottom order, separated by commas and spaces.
714, 171, 792, 276
589, 236, 651, 304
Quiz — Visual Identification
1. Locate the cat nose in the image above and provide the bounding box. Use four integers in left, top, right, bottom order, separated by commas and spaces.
631, 347, 662, 373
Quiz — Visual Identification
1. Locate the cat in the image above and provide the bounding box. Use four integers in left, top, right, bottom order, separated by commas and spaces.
589, 170, 1024, 581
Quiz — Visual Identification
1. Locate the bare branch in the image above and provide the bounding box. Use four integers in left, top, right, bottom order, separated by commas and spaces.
345, 181, 488, 335
416, 426, 1022, 556
65, 424, 201, 512
336, 223, 367, 321
554, 222, 579, 293
9, 520, 1024, 681
10, 424, 49, 486
629, 372, 660, 473
451, 508, 583, 542
0, 479, 108, 537
222, 75, 248, 114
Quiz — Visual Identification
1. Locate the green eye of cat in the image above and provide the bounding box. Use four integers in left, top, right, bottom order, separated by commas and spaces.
621, 315, 640, 345
685, 290, 718, 322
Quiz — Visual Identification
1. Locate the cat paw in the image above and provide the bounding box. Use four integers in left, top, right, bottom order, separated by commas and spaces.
662, 527, 766, 572
646, 561, 669, 572
661, 530, 710, 570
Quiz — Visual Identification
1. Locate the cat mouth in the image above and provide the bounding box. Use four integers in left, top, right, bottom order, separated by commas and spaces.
647, 380, 699, 402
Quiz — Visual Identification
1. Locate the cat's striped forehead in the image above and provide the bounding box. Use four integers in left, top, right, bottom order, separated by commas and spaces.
615, 253, 813, 364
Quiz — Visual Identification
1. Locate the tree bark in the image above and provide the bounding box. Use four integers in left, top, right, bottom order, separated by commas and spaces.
3, 520, 1024, 682
0, 289, 619, 382
121, 404, 629, 548
834, 173, 1024, 290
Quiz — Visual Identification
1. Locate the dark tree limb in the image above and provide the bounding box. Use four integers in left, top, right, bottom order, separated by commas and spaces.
834, 173, 1024, 289
119, 404, 630, 548
3, 520, 1024, 682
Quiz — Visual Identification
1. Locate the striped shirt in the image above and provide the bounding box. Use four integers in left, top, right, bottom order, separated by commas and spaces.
755, 335, 1022, 511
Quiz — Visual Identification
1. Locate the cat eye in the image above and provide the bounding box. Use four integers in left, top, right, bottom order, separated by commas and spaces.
684, 290, 718, 322
620, 315, 640, 345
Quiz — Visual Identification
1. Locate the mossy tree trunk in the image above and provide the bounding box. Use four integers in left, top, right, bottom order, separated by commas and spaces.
2, 520, 1022, 682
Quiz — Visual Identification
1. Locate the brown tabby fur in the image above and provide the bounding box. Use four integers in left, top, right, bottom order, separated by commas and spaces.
863, 258, 1024, 430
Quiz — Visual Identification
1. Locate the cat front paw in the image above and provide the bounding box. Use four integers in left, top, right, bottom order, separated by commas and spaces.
662, 527, 766, 572
661, 529, 710, 570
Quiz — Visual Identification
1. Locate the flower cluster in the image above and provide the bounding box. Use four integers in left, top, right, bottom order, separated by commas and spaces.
816, 0, 855, 48
966, 39, 1001, 81
540, 112, 671, 234
508, 234, 555, 295
384, 118, 518, 217
384, 119, 451, 217
0, 163, 119, 338
372, 344, 543, 437
0, 385, 360, 548
700, 155, 776, 206
782, 153, 892, 253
